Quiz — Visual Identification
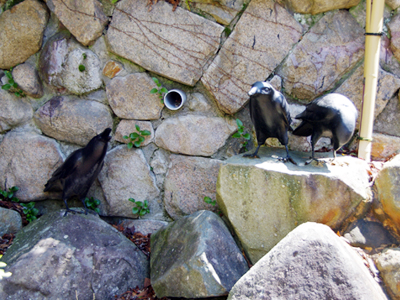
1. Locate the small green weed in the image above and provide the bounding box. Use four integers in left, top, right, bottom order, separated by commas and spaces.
232, 119, 251, 152
204, 196, 217, 206
123, 125, 151, 149
1, 69, 26, 97
0, 186, 20, 203
111, 0, 119, 4
150, 77, 168, 104
20, 202, 39, 223
129, 198, 150, 216
84, 197, 100, 214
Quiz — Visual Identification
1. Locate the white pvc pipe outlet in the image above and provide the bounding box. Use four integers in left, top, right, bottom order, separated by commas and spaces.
164, 89, 186, 110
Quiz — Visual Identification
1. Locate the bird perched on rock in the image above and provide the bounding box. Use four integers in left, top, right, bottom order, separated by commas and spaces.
244, 81, 296, 165
44, 128, 112, 216
292, 93, 357, 164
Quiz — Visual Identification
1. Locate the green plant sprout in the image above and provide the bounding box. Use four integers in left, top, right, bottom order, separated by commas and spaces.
0, 186, 20, 203
84, 197, 100, 214
123, 125, 151, 149
111, 0, 119, 4
20, 202, 39, 223
232, 119, 251, 152
1, 69, 26, 97
129, 198, 150, 216
150, 77, 168, 104
204, 196, 217, 206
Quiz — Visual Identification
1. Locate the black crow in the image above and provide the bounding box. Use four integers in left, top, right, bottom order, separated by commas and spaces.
292, 93, 357, 164
44, 128, 112, 216
244, 81, 296, 164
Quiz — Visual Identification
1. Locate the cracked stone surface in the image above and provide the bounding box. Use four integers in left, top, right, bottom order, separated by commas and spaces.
106, 0, 224, 86
202, 0, 302, 114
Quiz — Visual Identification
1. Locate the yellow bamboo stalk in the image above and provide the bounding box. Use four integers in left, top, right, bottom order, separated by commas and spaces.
358, 0, 385, 162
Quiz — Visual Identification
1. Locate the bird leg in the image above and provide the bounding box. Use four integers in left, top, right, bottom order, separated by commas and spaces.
80, 196, 89, 215
63, 198, 85, 217
243, 145, 261, 158
277, 145, 297, 165
305, 144, 320, 165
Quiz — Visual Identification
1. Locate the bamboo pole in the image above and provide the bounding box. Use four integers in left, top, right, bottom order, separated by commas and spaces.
358, 0, 385, 162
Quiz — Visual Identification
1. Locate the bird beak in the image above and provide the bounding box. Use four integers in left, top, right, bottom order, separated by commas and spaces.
248, 86, 258, 96
101, 128, 112, 141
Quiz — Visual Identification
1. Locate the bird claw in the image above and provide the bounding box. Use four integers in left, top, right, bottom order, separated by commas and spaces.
278, 156, 297, 165
63, 208, 85, 217
243, 153, 260, 159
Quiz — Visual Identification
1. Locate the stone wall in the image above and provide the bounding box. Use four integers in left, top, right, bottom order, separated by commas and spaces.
1, 0, 400, 221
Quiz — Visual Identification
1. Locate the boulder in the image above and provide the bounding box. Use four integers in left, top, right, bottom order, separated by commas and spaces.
11, 63, 44, 99
114, 120, 154, 147
0, 210, 149, 300
386, 0, 400, 10
388, 12, 400, 63
97, 145, 160, 218
343, 219, 398, 249
202, 0, 302, 114
0, 129, 64, 202
0, 89, 33, 133
106, 0, 224, 86
283, 0, 361, 15
185, 0, 248, 25
278, 10, 364, 101
228, 222, 388, 300
151, 210, 249, 298
336, 65, 400, 126
217, 147, 372, 263
119, 219, 168, 235
34, 96, 113, 146
106, 73, 164, 120
367, 133, 400, 161
0, 0, 49, 69
38, 34, 102, 94
44, 0, 108, 46
164, 154, 223, 219
375, 248, 400, 300
154, 115, 236, 156
373, 154, 400, 237
0, 208, 22, 236
375, 95, 400, 137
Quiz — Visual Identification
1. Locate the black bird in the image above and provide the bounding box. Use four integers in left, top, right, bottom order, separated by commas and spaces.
44, 128, 112, 216
244, 81, 296, 164
292, 93, 357, 164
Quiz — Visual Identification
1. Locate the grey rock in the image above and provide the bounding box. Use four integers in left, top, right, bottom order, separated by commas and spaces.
185, 0, 249, 25
188, 93, 214, 113
120, 219, 168, 235
0, 0, 49, 69
151, 210, 249, 298
106, 73, 164, 120
0, 89, 33, 133
155, 115, 236, 156
150, 149, 169, 175
114, 120, 154, 147
164, 154, 222, 220
217, 147, 372, 263
202, 0, 302, 114
373, 154, 400, 237
97, 145, 160, 218
279, 10, 364, 101
11, 63, 43, 99
375, 248, 400, 300
283, 0, 361, 15
62, 48, 103, 95
0, 129, 64, 201
375, 95, 400, 137
0, 208, 22, 236
336, 64, 400, 127
45, 0, 108, 46
38, 33, 102, 94
0, 210, 149, 300
388, 12, 400, 63
34, 96, 113, 146
106, 0, 223, 86
344, 219, 398, 249
228, 222, 388, 300
386, 0, 400, 10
